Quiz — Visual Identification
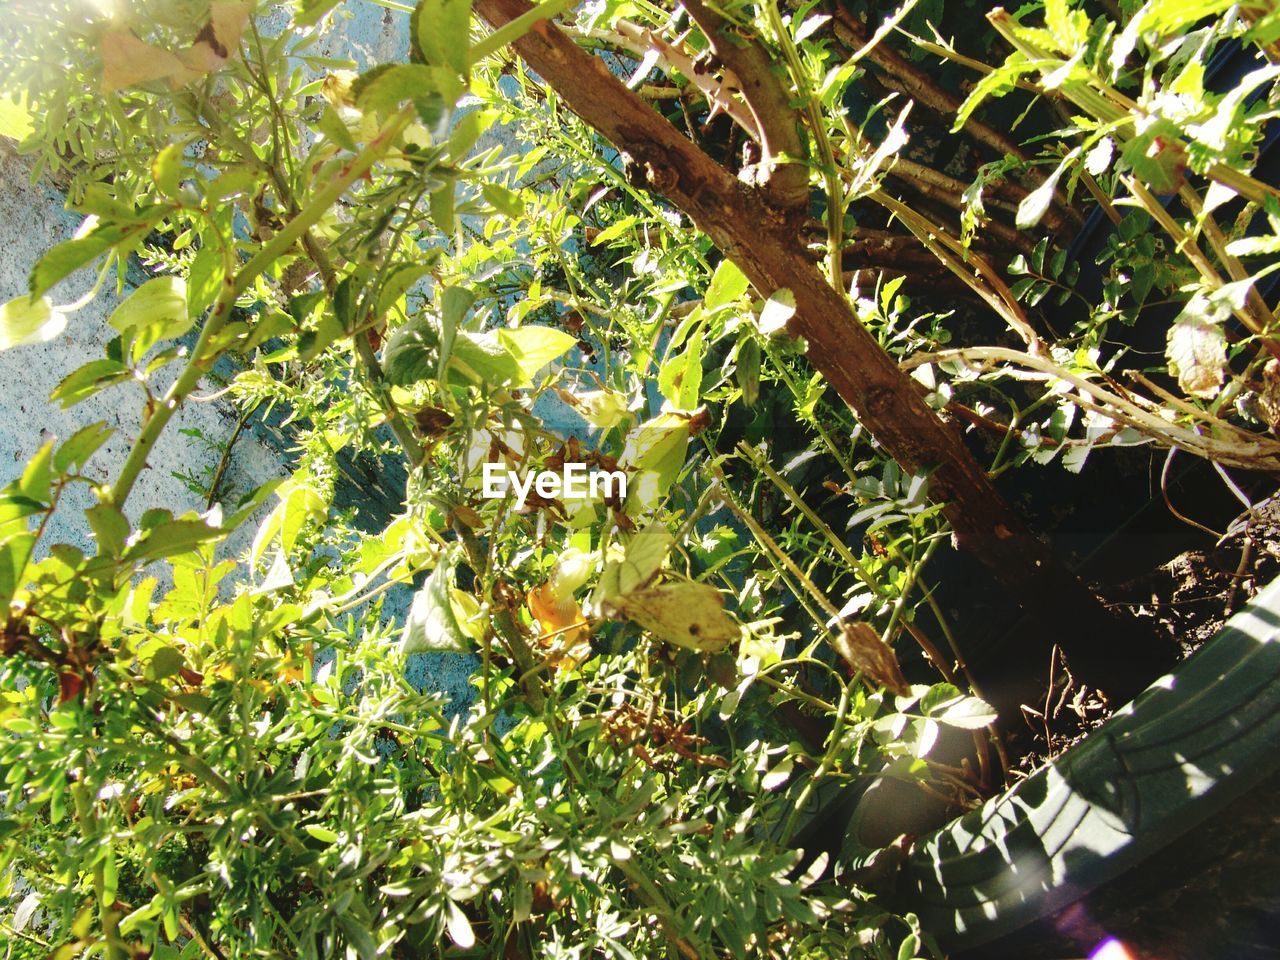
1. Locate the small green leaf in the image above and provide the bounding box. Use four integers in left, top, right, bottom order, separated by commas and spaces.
445, 899, 476, 949
55, 422, 114, 473
86, 504, 130, 556
1016, 159, 1068, 230
0, 296, 66, 350
0, 533, 34, 614
414, 0, 473, 76
50, 359, 132, 408
304, 824, 340, 844
401, 559, 471, 653
18, 441, 54, 505
109, 277, 191, 341
151, 143, 185, 198
481, 182, 523, 217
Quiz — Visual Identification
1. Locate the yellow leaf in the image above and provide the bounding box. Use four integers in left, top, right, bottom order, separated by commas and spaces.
528, 582, 591, 669
607, 580, 738, 653
100, 30, 187, 93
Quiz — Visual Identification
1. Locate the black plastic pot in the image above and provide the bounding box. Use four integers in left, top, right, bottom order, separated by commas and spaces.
891, 575, 1280, 952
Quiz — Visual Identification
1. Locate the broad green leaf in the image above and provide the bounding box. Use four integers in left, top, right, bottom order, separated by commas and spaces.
496, 326, 576, 384
186, 242, 225, 318
86, 504, 130, 556
449, 330, 522, 385
620, 413, 690, 513
109, 277, 191, 341
705, 259, 749, 311
935, 695, 997, 730
251, 476, 327, 565
352, 63, 438, 114
757, 289, 796, 335
125, 518, 224, 563
413, 0, 473, 76
401, 559, 471, 653
0, 533, 35, 615
0, 296, 66, 350
594, 524, 673, 605
482, 182, 522, 217
383, 316, 440, 386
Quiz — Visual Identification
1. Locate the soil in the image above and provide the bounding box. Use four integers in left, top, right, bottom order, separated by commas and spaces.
965, 494, 1280, 959
1003, 494, 1280, 781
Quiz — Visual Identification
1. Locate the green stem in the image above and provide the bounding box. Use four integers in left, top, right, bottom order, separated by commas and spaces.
469, 0, 581, 65
106, 108, 415, 509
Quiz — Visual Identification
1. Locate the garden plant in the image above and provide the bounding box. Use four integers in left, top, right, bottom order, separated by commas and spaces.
0, 0, 1278, 956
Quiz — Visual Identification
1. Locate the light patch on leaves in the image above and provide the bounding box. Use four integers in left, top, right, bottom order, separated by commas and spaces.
1167, 295, 1227, 399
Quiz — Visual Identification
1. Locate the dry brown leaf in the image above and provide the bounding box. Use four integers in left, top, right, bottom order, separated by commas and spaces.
832, 622, 910, 696
100, 3, 249, 93
100, 30, 187, 92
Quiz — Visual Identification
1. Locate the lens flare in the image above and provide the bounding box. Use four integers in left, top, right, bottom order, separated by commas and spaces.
1091, 937, 1137, 960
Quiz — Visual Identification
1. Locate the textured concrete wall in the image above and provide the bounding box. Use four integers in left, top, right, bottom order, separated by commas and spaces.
0, 145, 289, 570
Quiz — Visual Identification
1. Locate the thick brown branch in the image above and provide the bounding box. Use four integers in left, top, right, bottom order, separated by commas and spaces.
472, 0, 1174, 705
679, 0, 810, 213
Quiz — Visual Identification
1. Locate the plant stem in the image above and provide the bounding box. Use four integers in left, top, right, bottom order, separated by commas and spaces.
107, 108, 415, 510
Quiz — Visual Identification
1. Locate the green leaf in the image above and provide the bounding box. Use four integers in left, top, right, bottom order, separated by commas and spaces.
704, 259, 749, 311
401, 559, 471, 653
429, 180, 457, 234
109, 277, 192, 341
383, 316, 440, 386
0, 533, 34, 615
50, 359, 132, 408
86, 504, 130, 556
18, 440, 54, 505
187, 242, 225, 318
54, 422, 114, 473
619, 413, 691, 513
935, 695, 997, 729
29, 220, 141, 299
607, 580, 739, 652
952, 54, 1030, 132
0, 296, 66, 350
481, 182, 523, 217
0, 94, 33, 143
496, 326, 576, 384
1167, 294, 1228, 399
757, 289, 796, 335
316, 102, 357, 151
1016, 158, 1068, 230
251, 477, 327, 565
414, 0, 474, 76
151, 143, 185, 199
125, 518, 224, 563
449, 331, 523, 385
445, 899, 476, 949
352, 64, 438, 114
304, 824, 340, 844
